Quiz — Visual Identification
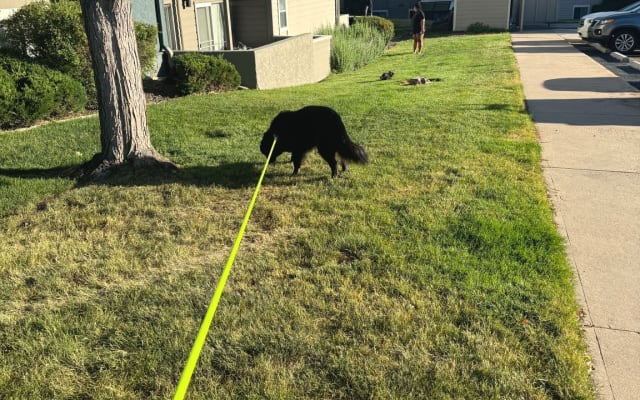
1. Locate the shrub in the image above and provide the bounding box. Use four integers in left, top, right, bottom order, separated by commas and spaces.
0, 68, 18, 128
466, 22, 506, 34
172, 53, 241, 95
354, 16, 395, 42
47, 68, 89, 116
1, 0, 93, 94
0, 53, 87, 129
136, 23, 159, 76
317, 23, 387, 73
1, 0, 160, 107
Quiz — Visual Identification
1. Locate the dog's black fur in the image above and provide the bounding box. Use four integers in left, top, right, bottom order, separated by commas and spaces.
380, 70, 394, 80
260, 106, 368, 178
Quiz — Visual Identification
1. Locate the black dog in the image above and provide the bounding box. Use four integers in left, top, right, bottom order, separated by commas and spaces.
380, 70, 394, 80
260, 106, 368, 178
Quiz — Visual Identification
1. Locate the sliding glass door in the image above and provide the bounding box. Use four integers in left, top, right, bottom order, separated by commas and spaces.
195, 2, 227, 51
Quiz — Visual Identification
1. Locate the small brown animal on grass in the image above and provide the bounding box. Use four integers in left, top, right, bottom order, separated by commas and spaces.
401, 77, 431, 85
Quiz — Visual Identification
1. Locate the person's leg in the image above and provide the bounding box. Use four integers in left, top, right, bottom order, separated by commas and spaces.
418, 34, 424, 54
413, 34, 419, 53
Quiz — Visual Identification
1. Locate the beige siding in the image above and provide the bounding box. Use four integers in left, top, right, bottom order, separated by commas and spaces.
0, 0, 43, 9
162, 0, 182, 49
162, 0, 194, 50
176, 2, 199, 50
270, 0, 279, 36
273, 0, 336, 36
164, 0, 226, 51
0, 0, 47, 20
453, 0, 511, 31
231, 0, 272, 47
168, 0, 235, 50
166, 0, 335, 51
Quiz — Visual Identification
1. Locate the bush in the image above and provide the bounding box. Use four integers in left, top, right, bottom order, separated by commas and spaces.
466, 22, 506, 34
354, 16, 395, 42
0, 68, 18, 128
135, 23, 159, 76
1, 0, 94, 100
47, 68, 90, 116
0, 53, 87, 129
173, 53, 241, 95
1, 0, 160, 107
317, 23, 387, 73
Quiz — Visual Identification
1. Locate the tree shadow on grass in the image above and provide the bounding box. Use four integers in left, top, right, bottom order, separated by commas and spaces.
90, 162, 265, 189
0, 161, 325, 190
0, 166, 78, 180
149, 162, 327, 188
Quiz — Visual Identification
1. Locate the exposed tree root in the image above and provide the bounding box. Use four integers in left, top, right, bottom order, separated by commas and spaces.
70, 152, 179, 183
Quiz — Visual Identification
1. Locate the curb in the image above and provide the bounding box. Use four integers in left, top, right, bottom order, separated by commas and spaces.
589, 42, 610, 54
611, 51, 629, 62
587, 42, 640, 72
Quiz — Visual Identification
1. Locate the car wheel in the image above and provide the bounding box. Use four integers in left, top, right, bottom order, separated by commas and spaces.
611, 29, 638, 54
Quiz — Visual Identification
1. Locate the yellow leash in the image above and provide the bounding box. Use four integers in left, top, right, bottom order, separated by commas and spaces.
173, 138, 277, 399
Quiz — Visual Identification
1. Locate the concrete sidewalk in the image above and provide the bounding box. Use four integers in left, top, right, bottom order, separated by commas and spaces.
512, 31, 640, 399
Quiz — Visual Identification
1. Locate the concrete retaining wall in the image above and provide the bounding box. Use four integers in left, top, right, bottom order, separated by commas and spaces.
188, 33, 331, 90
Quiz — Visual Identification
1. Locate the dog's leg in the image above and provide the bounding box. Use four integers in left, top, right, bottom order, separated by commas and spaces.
291, 152, 304, 175
318, 148, 339, 178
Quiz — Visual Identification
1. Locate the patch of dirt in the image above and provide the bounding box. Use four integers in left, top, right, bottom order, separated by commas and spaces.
142, 78, 180, 104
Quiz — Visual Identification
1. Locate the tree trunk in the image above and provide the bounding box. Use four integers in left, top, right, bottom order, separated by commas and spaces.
79, 0, 175, 178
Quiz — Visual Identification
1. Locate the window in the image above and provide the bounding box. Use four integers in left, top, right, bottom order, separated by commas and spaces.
573, 5, 590, 20
195, 2, 227, 51
163, 4, 182, 50
278, 0, 288, 34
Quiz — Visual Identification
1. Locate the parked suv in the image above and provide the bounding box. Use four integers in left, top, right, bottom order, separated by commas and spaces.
588, 10, 640, 54
578, 1, 640, 40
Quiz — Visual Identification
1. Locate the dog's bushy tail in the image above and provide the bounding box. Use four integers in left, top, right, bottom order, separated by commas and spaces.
340, 137, 369, 164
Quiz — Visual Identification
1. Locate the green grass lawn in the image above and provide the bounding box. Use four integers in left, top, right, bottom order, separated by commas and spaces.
0, 33, 594, 399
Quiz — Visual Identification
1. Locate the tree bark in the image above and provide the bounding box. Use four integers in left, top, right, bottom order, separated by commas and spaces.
79, 0, 175, 179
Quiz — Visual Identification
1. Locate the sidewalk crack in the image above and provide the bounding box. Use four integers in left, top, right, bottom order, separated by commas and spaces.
585, 324, 640, 335
546, 166, 639, 175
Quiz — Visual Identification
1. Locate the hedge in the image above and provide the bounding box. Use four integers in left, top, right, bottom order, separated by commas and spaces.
135, 23, 160, 76
1, 0, 159, 108
354, 16, 395, 43
0, 53, 87, 129
173, 53, 241, 95
0, 68, 18, 128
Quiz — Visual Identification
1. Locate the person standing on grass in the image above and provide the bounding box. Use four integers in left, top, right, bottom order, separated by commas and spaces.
411, 1, 426, 54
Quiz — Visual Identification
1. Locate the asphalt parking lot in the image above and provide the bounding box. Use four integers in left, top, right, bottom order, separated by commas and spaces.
572, 42, 640, 90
